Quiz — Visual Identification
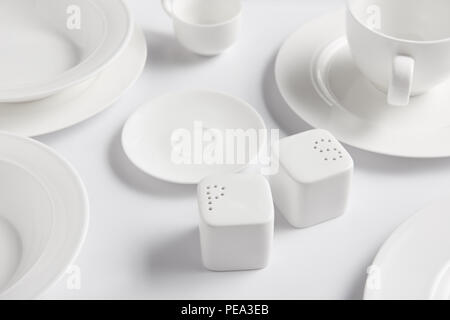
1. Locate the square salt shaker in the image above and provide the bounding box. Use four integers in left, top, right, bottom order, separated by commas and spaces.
197, 174, 274, 271
270, 129, 353, 228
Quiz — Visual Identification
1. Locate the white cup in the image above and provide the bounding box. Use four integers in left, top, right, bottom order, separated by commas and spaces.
346, 0, 450, 106
161, 0, 241, 56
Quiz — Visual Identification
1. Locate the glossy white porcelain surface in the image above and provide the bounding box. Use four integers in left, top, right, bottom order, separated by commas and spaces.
364, 196, 450, 300
0, 132, 89, 300
0, 0, 132, 102
122, 90, 266, 184
0, 160, 54, 294
270, 129, 353, 228
0, 219, 22, 292
45, 0, 450, 300
276, 11, 450, 158
162, 0, 241, 55
198, 174, 273, 271
346, 0, 450, 105
0, 27, 147, 137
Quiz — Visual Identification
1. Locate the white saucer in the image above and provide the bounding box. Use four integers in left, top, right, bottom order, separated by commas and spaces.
276, 11, 450, 158
0, 132, 89, 300
122, 90, 267, 184
0, 26, 147, 137
364, 196, 450, 300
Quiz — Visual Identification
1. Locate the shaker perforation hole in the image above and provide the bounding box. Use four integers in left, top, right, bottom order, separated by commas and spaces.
313, 136, 345, 162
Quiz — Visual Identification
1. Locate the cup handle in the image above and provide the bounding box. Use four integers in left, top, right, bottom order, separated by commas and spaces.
388, 55, 415, 106
161, 0, 173, 18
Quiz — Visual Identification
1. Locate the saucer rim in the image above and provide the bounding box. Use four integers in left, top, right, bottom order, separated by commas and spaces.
121, 89, 267, 185
275, 10, 450, 158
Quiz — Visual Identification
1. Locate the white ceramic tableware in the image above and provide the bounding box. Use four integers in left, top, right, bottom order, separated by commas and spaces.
364, 196, 450, 300
161, 0, 241, 55
270, 129, 353, 228
276, 11, 450, 158
0, 0, 132, 102
0, 26, 147, 137
198, 174, 274, 271
347, 0, 450, 106
0, 132, 89, 300
122, 90, 266, 184
0, 160, 54, 294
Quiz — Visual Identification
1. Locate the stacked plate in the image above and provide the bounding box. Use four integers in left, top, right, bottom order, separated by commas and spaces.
0, 0, 147, 136
0, 0, 146, 299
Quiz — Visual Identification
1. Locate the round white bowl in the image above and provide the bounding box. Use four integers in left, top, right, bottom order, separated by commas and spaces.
0, 0, 133, 102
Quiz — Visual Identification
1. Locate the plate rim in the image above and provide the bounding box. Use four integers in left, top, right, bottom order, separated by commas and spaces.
0, 0, 134, 103
0, 131, 89, 300
0, 25, 147, 137
363, 196, 450, 300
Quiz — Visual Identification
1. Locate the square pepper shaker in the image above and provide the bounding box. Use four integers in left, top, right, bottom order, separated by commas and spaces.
270, 129, 353, 228
197, 174, 274, 271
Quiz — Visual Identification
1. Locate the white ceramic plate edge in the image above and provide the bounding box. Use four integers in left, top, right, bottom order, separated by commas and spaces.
363, 196, 450, 300
0, 132, 89, 300
35, 25, 146, 137
0, 25, 147, 137
0, 0, 134, 103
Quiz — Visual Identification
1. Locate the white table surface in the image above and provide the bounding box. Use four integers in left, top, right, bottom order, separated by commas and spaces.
39, 0, 450, 300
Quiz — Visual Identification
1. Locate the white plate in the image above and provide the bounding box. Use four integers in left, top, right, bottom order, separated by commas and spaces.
364, 197, 450, 300
0, 26, 147, 137
0, 0, 132, 102
276, 11, 450, 158
0, 132, 89, 300
122, 90, 267, 184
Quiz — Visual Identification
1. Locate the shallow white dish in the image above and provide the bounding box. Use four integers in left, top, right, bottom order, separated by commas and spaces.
0, 0, 132, 102
276, 11, 450, 158
122, 90, 266, 184
0, 26, 147, 137
364, 197, 450, 300
0, 132, 89, 300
